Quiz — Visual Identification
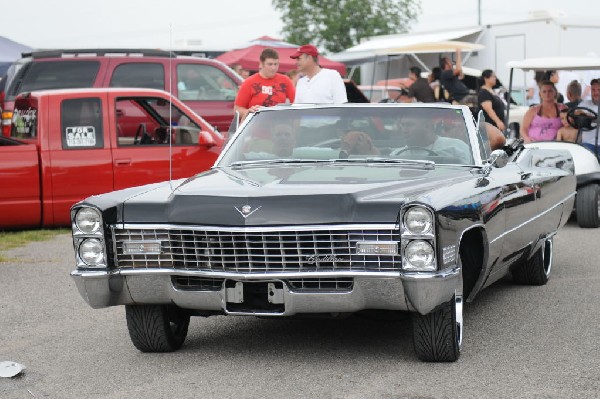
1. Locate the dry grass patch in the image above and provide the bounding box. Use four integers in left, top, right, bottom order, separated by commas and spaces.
0, 229, 69, 262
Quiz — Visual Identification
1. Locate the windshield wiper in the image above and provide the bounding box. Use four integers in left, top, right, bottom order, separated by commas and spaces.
331, 157, 436, 168
227, 157, 440, 168
228, 159, 327, 167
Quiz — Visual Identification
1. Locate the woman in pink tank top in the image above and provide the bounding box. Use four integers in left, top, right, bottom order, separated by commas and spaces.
520, 81, 566, 143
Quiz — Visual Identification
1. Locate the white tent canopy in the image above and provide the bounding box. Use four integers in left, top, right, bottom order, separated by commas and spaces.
507, 57, 600, 71
375, 40, 484, 56
330, 27, 483, 64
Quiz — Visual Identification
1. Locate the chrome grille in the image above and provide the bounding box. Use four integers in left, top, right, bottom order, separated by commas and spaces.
172, 276, 224, 291
113, 225, 400, 273
287, 278, 354, 291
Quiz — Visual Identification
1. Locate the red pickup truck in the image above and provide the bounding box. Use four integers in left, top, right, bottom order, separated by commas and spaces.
0, 87, 224, 229
1, 49, 242, 135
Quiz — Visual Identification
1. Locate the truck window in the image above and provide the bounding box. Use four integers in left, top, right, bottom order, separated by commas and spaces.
61, 98, 104, 149
109, 63, 165, 90
177, 64, 238, 101
115, 97, 202, 146
11, 99, 38, 139
9, 61, 100, 100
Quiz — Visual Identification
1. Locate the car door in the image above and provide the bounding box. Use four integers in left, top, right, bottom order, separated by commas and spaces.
172, 62, 240, 132
495, 161, 540, 270
0, 139, 40, 228
108, 93, 221, 190
47, 94, 114, 226
523, 150, 573, 236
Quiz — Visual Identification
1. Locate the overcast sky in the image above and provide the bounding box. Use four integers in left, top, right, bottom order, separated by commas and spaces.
1, 0, 599, 52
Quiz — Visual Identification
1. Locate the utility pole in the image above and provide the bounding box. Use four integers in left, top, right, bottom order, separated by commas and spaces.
478, 0, 482, 25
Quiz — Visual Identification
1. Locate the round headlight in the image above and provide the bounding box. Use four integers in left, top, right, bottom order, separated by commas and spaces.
404, 240, 435, 271
79, 238, 105, 265
404, 206, 432, 235
76, 208, 101, 234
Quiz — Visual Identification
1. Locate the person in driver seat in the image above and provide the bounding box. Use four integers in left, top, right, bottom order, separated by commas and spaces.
392, 116, 471, 162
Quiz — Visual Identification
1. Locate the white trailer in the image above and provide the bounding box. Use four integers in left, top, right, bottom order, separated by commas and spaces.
332, 10, 600, 102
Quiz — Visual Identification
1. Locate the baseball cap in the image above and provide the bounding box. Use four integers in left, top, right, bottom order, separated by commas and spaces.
290, 44, 319, 59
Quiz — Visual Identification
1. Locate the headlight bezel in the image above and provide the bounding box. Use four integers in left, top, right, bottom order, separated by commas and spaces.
400, 204, 437, 272
74, 207, 102, 234
402, 205, 433, 235
78, 237, 105, 266
403, 239, 436, 271
71, 205, 108, 269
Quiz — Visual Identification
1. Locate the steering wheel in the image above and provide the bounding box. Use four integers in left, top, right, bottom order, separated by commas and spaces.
566, 106, 598, 131
394, 146, 440, 156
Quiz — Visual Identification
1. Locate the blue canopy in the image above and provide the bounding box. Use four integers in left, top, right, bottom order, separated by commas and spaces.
0, 36, 31, 63
0, 36, 31, 75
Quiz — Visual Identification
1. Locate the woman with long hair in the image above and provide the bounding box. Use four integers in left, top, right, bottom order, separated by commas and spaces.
520, 80, 566, 143
477, 69, 506, 131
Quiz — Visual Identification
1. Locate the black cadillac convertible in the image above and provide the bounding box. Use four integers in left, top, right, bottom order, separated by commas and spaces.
70, 103, 575, 362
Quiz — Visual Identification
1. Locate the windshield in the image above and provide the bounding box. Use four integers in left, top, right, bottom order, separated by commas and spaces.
218, 106, 474, 166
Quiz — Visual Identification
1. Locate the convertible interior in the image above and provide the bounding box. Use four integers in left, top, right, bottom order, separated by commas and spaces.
232, 107, 475, 165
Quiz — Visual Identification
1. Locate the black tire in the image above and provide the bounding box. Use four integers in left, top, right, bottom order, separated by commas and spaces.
512, 239, 552, 285
576, 184, 600, 228
412, 294, 462, 362
125, 305, 190, 352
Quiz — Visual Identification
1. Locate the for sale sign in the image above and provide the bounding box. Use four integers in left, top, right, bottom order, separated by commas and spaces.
65, 126, 96, 147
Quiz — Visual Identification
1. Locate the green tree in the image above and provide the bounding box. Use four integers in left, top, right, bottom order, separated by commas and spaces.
272, 0, 421, 54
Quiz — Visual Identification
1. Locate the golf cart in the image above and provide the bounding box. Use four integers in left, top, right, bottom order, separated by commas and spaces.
506, 57, 600, 227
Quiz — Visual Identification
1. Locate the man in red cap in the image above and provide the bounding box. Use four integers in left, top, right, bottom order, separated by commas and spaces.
290, 44, 347, 104
234, 48, 295, 122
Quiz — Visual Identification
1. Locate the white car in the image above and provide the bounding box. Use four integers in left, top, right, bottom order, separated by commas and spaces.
507, 56, 600, 228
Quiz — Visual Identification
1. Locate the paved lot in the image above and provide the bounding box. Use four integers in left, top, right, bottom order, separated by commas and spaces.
1, 219, 599, 398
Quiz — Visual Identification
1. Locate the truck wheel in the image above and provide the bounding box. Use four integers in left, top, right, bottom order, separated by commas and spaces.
576, 184, 600, 228
513, 238, 552, 285
412, 293, 462, 362
125, 305, 190, 352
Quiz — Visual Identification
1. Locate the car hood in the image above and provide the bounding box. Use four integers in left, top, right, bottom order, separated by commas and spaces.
117, 164, 476, 225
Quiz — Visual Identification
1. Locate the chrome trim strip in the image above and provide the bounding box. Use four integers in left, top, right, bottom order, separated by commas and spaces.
489, 192, 575, 244
119, 269, 402, 279
400, 266, 460, 280
72, 267, 457, 280
118, 223, 399, 232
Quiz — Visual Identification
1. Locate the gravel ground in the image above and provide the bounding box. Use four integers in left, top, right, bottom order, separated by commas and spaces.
0, 220, 598, 398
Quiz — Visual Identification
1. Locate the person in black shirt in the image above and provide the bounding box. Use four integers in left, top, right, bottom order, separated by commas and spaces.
439, 49, 470, 102
477, 69, 506, 131
406, 66, 435, 103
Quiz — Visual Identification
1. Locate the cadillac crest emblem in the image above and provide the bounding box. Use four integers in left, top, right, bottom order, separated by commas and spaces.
235, 205, 262, 219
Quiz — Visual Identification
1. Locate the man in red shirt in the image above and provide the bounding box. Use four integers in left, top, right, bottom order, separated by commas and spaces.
234, 48, 295, 122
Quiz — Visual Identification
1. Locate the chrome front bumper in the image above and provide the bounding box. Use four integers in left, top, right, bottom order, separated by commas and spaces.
71, 268, 460, 316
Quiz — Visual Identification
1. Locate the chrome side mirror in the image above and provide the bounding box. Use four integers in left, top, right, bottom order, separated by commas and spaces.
479, 149, 509, 183
489, 149, 509, 168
